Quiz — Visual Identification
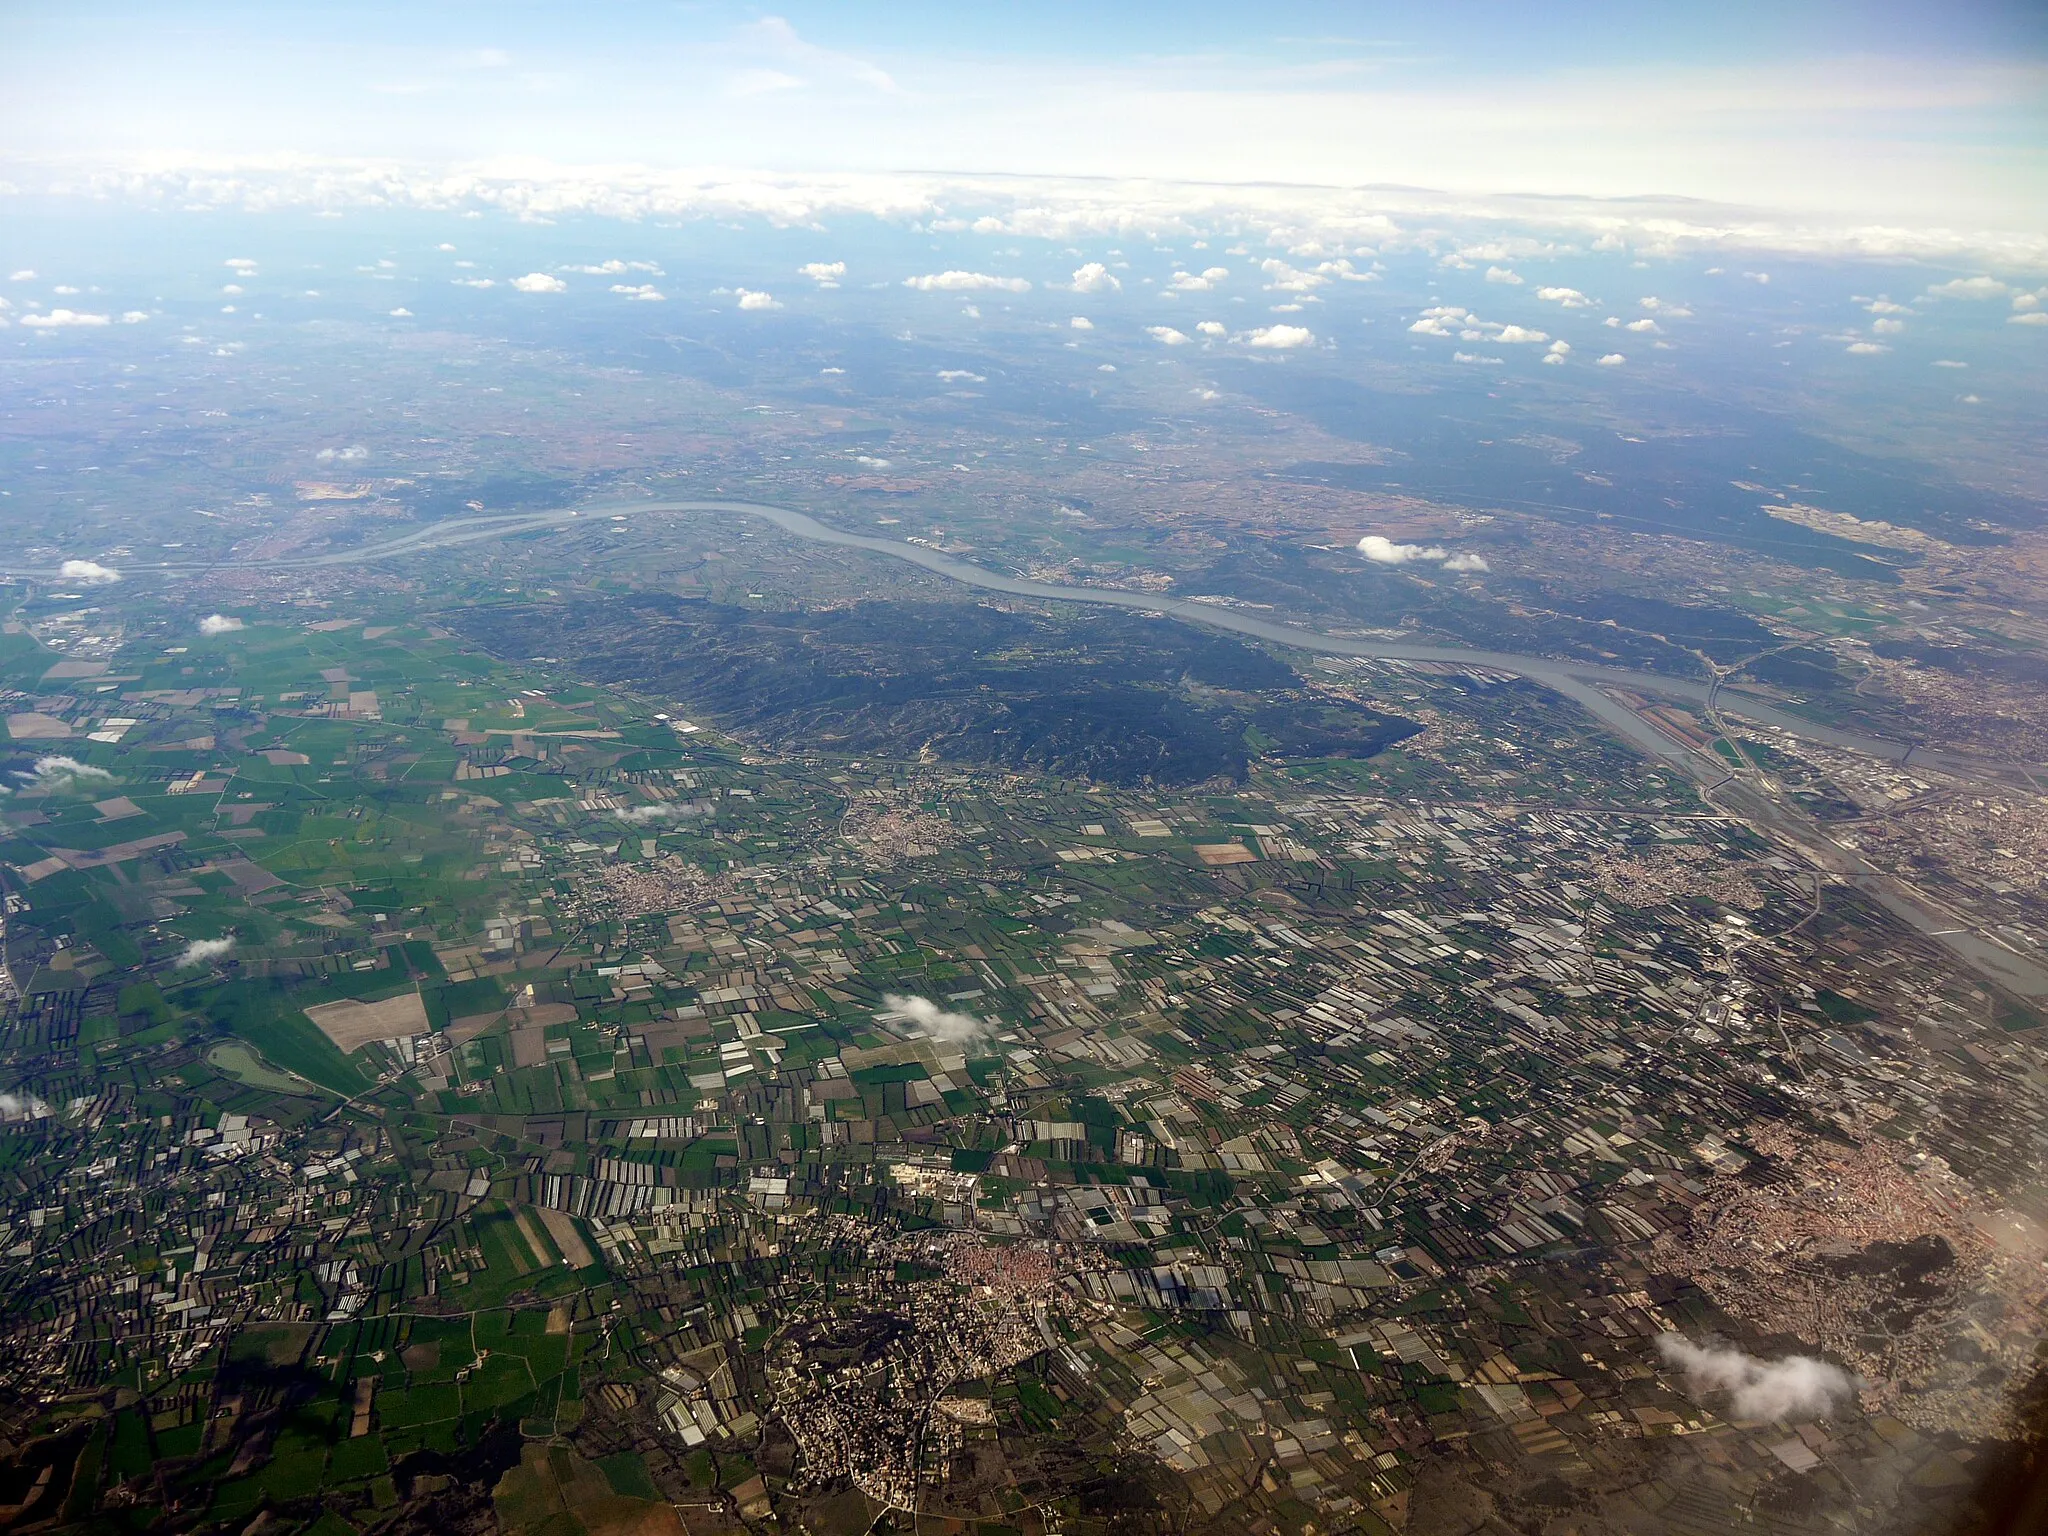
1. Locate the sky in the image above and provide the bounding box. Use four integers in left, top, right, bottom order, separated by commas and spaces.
3, 1, 2045, 228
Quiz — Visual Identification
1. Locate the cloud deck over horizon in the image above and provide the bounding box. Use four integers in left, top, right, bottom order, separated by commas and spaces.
1, 3, 2043, 232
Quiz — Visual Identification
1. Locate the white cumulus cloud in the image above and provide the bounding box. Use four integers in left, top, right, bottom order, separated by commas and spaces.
1625, 318, 1662, 333
1358, 535, 1446, 564
2011, 310, 2048, 326
199, 614, 244, 635
58, 558, 120, 583
1536, 286, 1593, 307
1443, 552, 1491, 572
734, 288, 780, 309
510, 272, 568, 293
1147, 325, 1192, 345
1197, 320, 1226, 336
612, 283, 666, 301
0, 1092, 51, 1121
28, 755, 116, 791
21, 308, 111, 328
798, 261, 846, 286
878, 993, 990, 1044
1069, 315, 1093, 329
316, 444, 368, 462
1597, 352, 1627, 366
1169, 266, 1229, 292
1069, 262, 1119, 294
178, 937, 237, 968
906, 271, 1030, 293
1241, 324, 1315, 349
1924, 276, 2009, 300
1846, 340, 1890, 353
1485, 266, 1523, 285
1495, 324, 1549, 343
1657, 1336, 1859, 1423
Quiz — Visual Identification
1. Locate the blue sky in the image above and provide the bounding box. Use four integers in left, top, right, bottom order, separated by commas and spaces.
4, 2, 2044, 225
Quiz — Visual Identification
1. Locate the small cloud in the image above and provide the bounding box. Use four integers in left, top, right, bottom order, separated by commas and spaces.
315, 445, 368, 462
1535, 286, 1593, 308
1069, 316, 1093, 330
937, 369, 985, 383
1872, 317, 1904, 334
561, 260, 661, 276
222, 284, 243, 295
1494, 324, 1549, 344
906, 271, 1030, 293
58, 558, 120, 583
1358, 535, 1446, 564
734, 288, 780, 310
1484, 266, 1523, 285
1597, 352, 1627, 366
1452, 351, 1503, 364
1542, 339, 1571, 365
1933, 359, 1968, 367
878, 992, 990, 1044
1625, 318, 1661, 333
1924, 276, 2009, 300
798, 261, 846, 287
1069, 262, 1120, 294
224, 258, 258, 272
1866, 299, 1914, 315
510, 272, 568, 294
1240, 324, 1315, 349
1443, 552, 1490, 572
0, 1092, 50, 1121
199, 614, 244, 635
1147, 326, 1192, 345
1197, 320, 1226, 336
1169, 266, 1229, 292
388, 307, 413, 317
1657, 1336, 1859, 1423
1846, 340, 1889, 354
1743, 271, 1771, 284
177, 937, 237, 968
1639, 296, 1692, 316
612, 283, 667, 301
1097, 363, 1116, 371
615, 803, 693, 824
27, 755, 116, 791
436, 243, 456, 252
2011, 311, 2048, 327
8, 270, 35, 281
453, 277, 496, 288
21, 308, 110, 328
119, 310, 149, 323
820, 365, 845, 374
